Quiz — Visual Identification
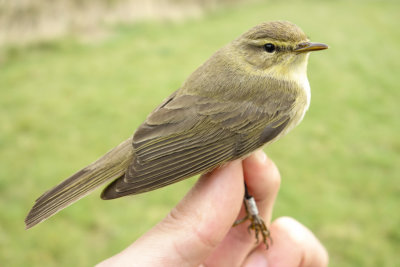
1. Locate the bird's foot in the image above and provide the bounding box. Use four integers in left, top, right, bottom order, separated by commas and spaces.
248, 214, 271, 248
233, 196, 272, 249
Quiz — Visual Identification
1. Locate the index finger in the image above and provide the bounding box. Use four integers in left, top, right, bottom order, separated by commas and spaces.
203, 151, 281, 266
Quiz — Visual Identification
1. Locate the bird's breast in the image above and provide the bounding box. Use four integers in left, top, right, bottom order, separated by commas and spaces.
273, 74, 311, 141
297, 74, 311, 122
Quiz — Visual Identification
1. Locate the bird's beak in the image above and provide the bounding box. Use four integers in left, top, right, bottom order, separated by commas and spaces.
294, 42, 328, 53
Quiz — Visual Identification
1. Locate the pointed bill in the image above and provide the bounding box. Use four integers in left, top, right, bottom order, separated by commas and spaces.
295, 42, 328, 52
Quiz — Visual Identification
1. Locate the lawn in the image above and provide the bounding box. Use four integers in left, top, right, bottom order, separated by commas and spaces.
1, 0, 399, 266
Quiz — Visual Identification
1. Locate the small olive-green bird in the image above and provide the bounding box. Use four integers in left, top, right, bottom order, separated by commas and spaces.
26, 21, 327, 245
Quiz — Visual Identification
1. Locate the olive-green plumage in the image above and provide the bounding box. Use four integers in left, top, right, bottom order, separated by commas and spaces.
25, 21, 327, 229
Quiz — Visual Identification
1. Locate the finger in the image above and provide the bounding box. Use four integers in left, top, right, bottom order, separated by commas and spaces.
242, 150, 281, 223
203, 151, 281, 267
243, 217, 329, 267
97, 159, 245, 267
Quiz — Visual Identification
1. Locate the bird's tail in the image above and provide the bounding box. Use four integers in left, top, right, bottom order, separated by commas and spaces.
25, 137, 134, 229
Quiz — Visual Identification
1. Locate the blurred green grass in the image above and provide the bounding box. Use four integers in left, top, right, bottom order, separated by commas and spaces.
1, 0, 399, 266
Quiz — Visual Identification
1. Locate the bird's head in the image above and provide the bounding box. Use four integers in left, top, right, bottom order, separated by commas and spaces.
231, 21, 328, 79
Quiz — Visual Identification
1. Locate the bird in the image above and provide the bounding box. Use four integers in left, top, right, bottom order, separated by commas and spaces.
25, 21, 328, 247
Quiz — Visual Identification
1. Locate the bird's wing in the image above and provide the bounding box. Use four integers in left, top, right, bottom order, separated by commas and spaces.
101, 92, 294, 199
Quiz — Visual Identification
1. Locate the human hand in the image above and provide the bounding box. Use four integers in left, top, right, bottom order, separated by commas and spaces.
97, 151, 328, 267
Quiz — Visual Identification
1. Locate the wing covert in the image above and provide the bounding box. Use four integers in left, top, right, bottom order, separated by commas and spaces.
101, 92, 293, 199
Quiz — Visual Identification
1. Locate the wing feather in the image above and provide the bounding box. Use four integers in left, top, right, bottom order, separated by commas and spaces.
101, 93, 294, 199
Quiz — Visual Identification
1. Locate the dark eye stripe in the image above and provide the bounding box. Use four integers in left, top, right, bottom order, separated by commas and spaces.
261, 43, 292, 53
275, 46, 291, 52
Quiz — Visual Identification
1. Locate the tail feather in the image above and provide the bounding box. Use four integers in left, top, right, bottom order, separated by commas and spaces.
25, 137, 134, 229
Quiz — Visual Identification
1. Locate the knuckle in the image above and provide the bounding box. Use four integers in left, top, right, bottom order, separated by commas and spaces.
193, 223, 220, 250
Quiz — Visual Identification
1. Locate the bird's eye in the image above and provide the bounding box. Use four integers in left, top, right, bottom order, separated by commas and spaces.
264, 43, 276, 53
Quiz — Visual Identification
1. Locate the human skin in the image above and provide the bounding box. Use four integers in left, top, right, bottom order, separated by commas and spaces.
97, 151, 328, 267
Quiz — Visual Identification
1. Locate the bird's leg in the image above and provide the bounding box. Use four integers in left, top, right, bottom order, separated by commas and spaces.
233, 183, 272, 248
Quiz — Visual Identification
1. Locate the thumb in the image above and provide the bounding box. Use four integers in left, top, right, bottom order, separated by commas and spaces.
97, 159, 244, 267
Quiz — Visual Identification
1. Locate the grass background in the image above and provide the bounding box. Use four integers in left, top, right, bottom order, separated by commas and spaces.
1, 0, 399, 266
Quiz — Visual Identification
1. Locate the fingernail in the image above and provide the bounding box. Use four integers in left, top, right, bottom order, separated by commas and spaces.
244, 250, 268, 267
255, 150, 267, 163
